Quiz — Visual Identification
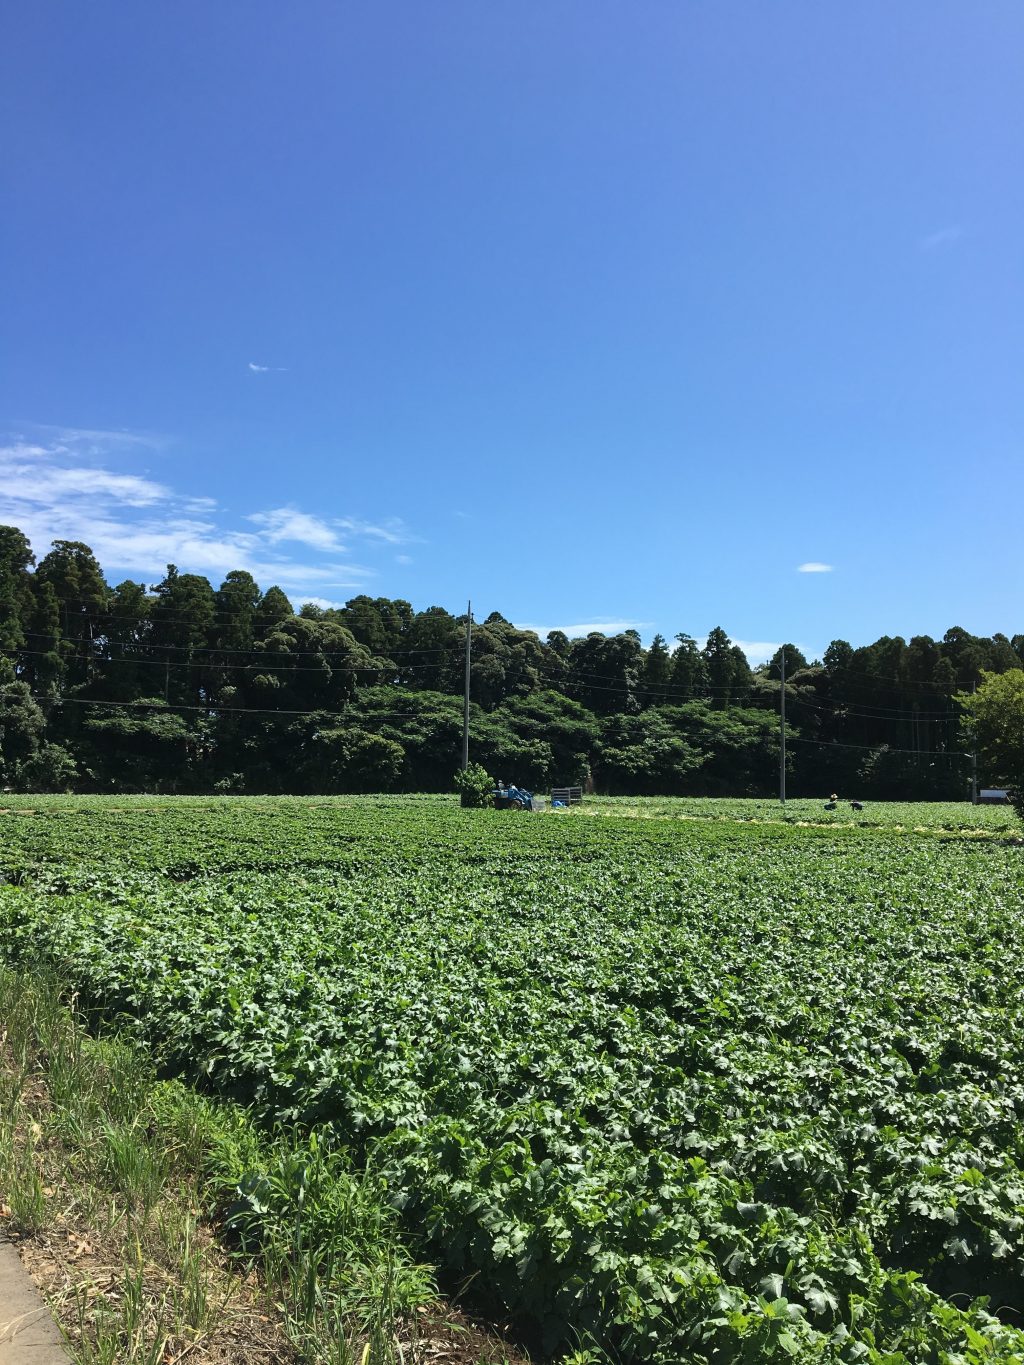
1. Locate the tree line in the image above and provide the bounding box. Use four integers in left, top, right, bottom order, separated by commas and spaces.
1, 524, 1021, 798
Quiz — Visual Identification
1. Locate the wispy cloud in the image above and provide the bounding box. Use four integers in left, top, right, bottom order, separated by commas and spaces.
0, 427, 409, 599
921, 225, 963, 251
518, 620, 651, 639
1, 441, 170, 507
797, 562, 833, 573
247, 506, 348, 553
248, 362, 287, 373
337, 516, 410, 544
247, 509, 415, 554
5, 424, 164, 462
33, 423, 165, 453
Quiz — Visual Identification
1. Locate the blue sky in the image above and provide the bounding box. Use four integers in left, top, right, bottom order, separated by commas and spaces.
2, 3, 1021, 664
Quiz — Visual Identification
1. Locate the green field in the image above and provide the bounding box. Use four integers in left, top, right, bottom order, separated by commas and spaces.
1, 796, 1023, 1363
577, 796, 1019, 834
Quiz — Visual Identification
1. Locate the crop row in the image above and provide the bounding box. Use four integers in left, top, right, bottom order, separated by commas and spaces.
1, 799, 1023, 1362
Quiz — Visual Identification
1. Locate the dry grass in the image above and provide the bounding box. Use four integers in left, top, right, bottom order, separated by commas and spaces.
0, 977, 298, 1364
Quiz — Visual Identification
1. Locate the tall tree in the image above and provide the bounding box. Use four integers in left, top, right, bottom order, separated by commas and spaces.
0, 526, 35, 653
988, 633, 1022, 673
822, 639, 854, 675
24, 579, 62, 695
35, 540, 109, 689
941, 627, 988, 687
567, 632, 643, 715
641, 634, 673, 706
214, 571, 262, 651
703, 627, 737, 708
671, 634, 708, 699
95, 581, 154, 702
35, 539, 108, 630
339, 595, 413, 657
399, 607, 461, 692
255, 586, 294, 637
148, 566, 217, 704
767, 644, 809, 681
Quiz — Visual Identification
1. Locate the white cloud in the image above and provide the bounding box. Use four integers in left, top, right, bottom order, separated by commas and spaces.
733, 640, 820, 667
0, 439, 170, 514
337, 516, 409, 544
247, 509, 413, 553
2, 442, 52, 458
27, 424, 165, 454
297, 596, 347, 611
395, 553, 413, 566
518, 620, 651, 638
248, 362, 287, 373
732, 640, 783, 666
669, 636, 809, 667
4, 461, 169, 508
797, 562, 833, 573
248, 362, 269, 372
921, 225, 963, 250
0, 427, 405, 599
248, 506, 347, 552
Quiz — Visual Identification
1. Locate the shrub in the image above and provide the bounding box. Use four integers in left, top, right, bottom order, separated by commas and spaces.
452, 762, 494, 808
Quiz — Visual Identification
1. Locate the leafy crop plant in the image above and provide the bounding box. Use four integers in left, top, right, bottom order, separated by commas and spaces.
2, 795, 1023, 1362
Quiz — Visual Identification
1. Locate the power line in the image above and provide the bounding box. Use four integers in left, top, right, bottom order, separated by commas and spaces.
787, 693, 961, 721
25, 599, 475, 636
5, 646, 968, 718
20, 594, 1023, 686
818, 662, 986, 697
33, 695, 456, 721
31, 698, 971, 756
789, 736, 971, 758
16, 616, 1016, 698
4, 647, 458, 677
17, 629, 465, 660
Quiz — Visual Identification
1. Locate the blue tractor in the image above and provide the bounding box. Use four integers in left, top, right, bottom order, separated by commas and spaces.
492, 782, 534, 811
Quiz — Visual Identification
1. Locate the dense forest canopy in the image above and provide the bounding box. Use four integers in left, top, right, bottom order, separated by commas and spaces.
1, 524, 1021, 797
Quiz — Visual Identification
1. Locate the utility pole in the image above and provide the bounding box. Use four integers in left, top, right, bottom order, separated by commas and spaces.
779, 647, 787, 805
460, 600, 472, 771
970, 679, 978, 805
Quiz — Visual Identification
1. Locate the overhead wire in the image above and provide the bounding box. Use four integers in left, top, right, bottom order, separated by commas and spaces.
5, 647, 968, 717
789, 735, 971, 758
30, 695, 456, 721
16, 629, 465, 660
784, 693, 961, 721
30, 696, 970, 762
16, 611, 1015, 699
34, 598, 469, 630
3, 647, 458, 677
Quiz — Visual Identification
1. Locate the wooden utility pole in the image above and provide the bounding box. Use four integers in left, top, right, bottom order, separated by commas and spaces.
970, 680, 978, 804
460, 601, 472, 771
779, 648, 787, 805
